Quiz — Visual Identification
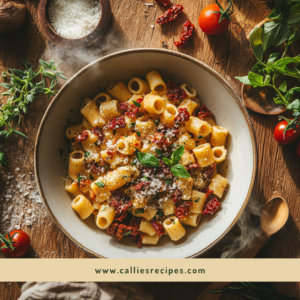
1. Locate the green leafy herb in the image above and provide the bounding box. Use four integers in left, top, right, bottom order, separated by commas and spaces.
157, 211, 164, 217
154, 120, 159, 126
171, 145, 185, 165
211, 282, 296, 300
129, 122, 136, 128
136, 152, 160, 168
197, 135, 203, 139
164, 179, 173, 185
85, 152, 90, 157
135, 208, 144, 214
136, 131, 141, 137
195, 198, 200, 203
101, 206, 108, 212
171, 164, 191, 178
131, 158, 137, 165
0, 152, 7, 167
123, 231, 132, 236
172, 221, 176, 225
143, 176, 149, 181
133, 100, 141, 107
77, 176, 83, 183
0, 58, 66, 165
155, 148, 164, 159
163, 157, 173, 167
96, 181, 105, 188
89, 174, 94, 180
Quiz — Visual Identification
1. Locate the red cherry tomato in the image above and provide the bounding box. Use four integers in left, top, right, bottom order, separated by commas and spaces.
1, 230, 30, 258
274, 121, 300, 145
297, 140, 300, 158
198, 4, 231, 35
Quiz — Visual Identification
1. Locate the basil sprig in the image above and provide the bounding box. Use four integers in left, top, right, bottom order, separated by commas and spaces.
136, 152, 160, 168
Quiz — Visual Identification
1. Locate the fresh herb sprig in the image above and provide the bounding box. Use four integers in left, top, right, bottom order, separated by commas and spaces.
211, 282, 295, 300
0, 58, 66, 166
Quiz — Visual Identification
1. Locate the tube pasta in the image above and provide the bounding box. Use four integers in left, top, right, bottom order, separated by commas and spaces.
179, 150, 195, 167
82, 117, 93, 130
178, 99, 198, 116
160, 103, 178, 127
181, 213, 201, 227
94, 92, 112, 106
81, 100, 106, 128
116, 133, 141, 155
66, 124, 86, 139
65, 181, 82, 197
132, 207, 157, 221
180, 83, 197, 98
186, 117, 212, 138
81, 130, 101, 162
128, 77, 151, 95
212, 146, 227, 164
135, 118, 157, 138
68, 150, 85, 180
140, 220, 156, 236
203, 116, 216, 127
178, 133, 196, 150
91, 177, 111, 202
146, 71, 167, 94
209, 174, 228, 198
161, 198, 176, 216
163, 217, 186, 241
96, 203, 116, 229
106, 81, 132, 102
210, 126, 229, 147
71, 195, 94, 219
190, 190, 206, 214
99, 100, 121, 122
175, 177, 193, 200
143, 94, 166, 114
191, 97, 201, 113
141, 234, 160, 245
193, 143, 215, 167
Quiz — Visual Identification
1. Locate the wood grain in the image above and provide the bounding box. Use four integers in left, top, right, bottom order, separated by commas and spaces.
0, 0, 299, 299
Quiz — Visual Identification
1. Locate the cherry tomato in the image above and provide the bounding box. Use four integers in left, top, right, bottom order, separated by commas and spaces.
274, 121, 300, 145
297, 140, 300, 158
198, 4, 231, 35
1, 230, 30, 258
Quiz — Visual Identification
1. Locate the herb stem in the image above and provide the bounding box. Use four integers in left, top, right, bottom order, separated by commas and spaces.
271, 77, 288, 105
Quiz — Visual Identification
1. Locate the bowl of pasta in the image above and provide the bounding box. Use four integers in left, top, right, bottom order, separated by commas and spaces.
35, 49, 257, 258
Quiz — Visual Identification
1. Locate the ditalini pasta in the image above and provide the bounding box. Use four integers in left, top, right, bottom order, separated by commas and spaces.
65, 71, 230, 247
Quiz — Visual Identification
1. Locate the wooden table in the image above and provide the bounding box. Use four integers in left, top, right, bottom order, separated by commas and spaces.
0, 0, 299, 299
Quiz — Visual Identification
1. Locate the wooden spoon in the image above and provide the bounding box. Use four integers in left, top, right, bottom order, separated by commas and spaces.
242, 76, 300, 115
38, 0, 111, 49
195, 193, 289, 300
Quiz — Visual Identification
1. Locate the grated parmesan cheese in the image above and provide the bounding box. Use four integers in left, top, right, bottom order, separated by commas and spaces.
48, 0, 102, 39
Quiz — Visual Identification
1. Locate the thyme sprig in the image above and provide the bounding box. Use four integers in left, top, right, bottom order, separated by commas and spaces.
211, 282, 296, 300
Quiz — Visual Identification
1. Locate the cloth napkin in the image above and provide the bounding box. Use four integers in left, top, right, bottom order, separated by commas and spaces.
18, 282, 152, 300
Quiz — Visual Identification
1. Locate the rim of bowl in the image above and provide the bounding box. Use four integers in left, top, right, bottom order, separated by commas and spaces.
34, 48, 258, 259
38, 0, 111, 44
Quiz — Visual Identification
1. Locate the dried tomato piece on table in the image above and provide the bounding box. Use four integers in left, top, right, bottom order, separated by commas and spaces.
71, 129, 89, 144
156, 5, 184, 25
107, 115, 126, 129
198, 105, 214, 120
167, 80, 188, 101
174, 108, 190, 123
202, 198, 221, 215
175, 201, 192, 220
155, 0, 170, 7
150, 220, 165, 237
174, 21, 194, 48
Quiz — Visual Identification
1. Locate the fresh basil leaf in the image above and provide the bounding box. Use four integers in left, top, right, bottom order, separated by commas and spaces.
248, 72, 266, 87
0, 152, 7, 167
135, 208, 144, 214
155, 149, 164, 159
133, 100, 141, 107
85, 152, 90, 157
274, 57, 298, 69
163, 157, 173, 167
78, 176, 83, 183
89, 174, 94, 180
286, 87, 300, 102
137, 152, 160, 168
136, 131, 141, 137
171, 164, 190, 178
287, 99, 300, 111
96, 181, 105, 188
154, 120, 159, 126
235, 76, 252, 86
171, 145, 184, 165
268, 53, 281, 63
123, 231, 132, 236
278, 80, 288, 92
129, 122, 136, 128
164, 179, 173, 185
249, 27, 264, 62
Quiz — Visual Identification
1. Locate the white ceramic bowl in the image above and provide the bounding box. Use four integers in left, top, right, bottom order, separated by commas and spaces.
35, 49, 257, 258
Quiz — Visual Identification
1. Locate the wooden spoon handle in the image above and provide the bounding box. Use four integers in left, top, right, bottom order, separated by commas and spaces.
195, 232, 270, 300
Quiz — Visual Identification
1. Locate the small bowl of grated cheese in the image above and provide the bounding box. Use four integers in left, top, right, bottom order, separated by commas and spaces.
38, 0, 111, 49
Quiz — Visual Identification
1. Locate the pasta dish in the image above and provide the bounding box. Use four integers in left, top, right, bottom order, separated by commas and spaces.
65, 71, 229, 246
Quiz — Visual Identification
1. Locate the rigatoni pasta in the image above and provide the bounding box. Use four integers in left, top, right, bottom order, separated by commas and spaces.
65, 71, 230, 248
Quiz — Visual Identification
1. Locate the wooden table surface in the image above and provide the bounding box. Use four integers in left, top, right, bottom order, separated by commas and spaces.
0, 0, 300, 299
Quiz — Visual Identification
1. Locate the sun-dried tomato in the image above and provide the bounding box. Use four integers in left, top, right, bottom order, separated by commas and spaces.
116, 224, 142, 247
134, 181, 151, 191
107, 223, 119, 236
167, 80, 188, 101
186, 163, 200, 170
152, 133, 172, 151
150, 220, 165, 237
110, 198, 132, 214
107, 115, 126, 129
202, 198, 221, 215
92, 127, 105, 142
79, 178, 90, 191
86, 161, 106, 174
175, 201, 192, 220
202, 188, 214, 198
173, 190, 183, 203
156, 123, 168, 133
174, 108, 190, 123
71, 129, 89, 145
205, 163, 216, 179
106, 148, 116, 157
155, 0, 170, 7
198, 105, 214, 120
114, 212, 128, 223
156, 4, 184, 25
174, 21, 194, 48
120, 99, 143, 119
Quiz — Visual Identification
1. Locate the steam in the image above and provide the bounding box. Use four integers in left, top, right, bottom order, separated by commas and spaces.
221, 197, 262, 258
